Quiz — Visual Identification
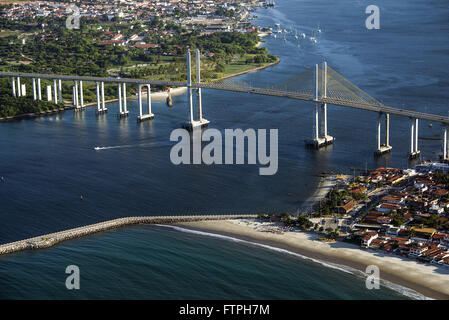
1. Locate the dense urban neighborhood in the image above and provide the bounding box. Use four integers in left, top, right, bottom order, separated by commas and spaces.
349, 165, 449, 266
260, 163, 449, 268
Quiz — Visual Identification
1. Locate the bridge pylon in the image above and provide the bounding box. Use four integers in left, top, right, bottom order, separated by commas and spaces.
53, 79, 58, 104
58, 79, 62, 104
137, 84, 154, 122
95, 82, 108, 114
73, 80, 85, 111
306, 62, 334, 149
37, 78, 41, 100
409, 118, 420, 159
17, 77, 21, 97
117, 82, 128, 118
11, 77, 16, 97
375, 112, 392, 156
183, 50, 209, 130
442, 126, 449, 163
32, 78, 36, 100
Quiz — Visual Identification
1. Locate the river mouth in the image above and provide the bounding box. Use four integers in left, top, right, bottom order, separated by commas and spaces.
0, 0, 448, 301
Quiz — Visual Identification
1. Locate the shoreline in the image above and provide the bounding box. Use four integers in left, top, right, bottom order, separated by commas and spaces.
211, 58, 280, 83
177, 219, 449, 300
0, 106, 74, 122
297, 174, 337, 214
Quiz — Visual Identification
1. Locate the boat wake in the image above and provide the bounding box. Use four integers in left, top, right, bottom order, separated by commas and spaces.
157, 224, 432, 300
94, 145, 130, 151
94, 140, 170, 151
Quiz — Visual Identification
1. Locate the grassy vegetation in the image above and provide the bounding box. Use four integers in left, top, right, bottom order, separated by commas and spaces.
0, 15, 279, 117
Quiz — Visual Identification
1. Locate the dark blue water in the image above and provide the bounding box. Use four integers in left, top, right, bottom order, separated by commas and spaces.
0, 225, 410, 299
0, 0, 447, 299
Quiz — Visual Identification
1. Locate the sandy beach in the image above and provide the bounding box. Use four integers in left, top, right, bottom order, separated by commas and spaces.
179, 219, 449, 300
140, 86, 187, 101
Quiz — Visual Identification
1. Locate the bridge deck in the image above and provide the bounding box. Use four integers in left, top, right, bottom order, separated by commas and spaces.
1, 71, 448, 124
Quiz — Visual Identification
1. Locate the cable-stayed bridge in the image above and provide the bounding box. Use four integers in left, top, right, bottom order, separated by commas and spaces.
1, 50, 448, 160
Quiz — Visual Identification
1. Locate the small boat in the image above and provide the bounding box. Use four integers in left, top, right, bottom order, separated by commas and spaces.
94, 147, 101, 151
300, 32, 306, 39
274, 23, 281, 33
429, 123, 433, 128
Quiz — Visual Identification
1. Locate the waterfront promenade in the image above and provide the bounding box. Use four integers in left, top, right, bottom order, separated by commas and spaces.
0, 214, 257, 256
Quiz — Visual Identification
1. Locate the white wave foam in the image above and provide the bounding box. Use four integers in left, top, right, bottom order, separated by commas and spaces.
157, 224, 432, 300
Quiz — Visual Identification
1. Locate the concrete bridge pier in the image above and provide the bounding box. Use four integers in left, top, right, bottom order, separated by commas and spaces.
117, 83, 127, 118
96, 82, 101, 113
375, 112, 392, 156
137, 84, 154, 122
100, 82, 107, 113
117, 83, 122, 114
443, 126, 449, 162
58, 80, 62, 104
53, 79, 58, 104
79, 80, 84, 109
46, 85, 52, 102
11, 77, 16, 97
37, 78, 41, 100
195, 49, 208, 126
73, 81, 80, 108
409, 118, 420, 159
146, 85, 153, 116
17, 77, 21, 97
306, 63, 333, 148
32, 78, 36, 100
121, 83, 129, 117
320, 61, 334, 146
95, 82, 107, 114
21, 83, 26, 96
183, 50, 209, 130
315, 102, 319, 141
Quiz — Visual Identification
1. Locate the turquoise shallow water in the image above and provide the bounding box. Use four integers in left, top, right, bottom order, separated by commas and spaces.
0, 0, 448, 299
0, 225, 411, 299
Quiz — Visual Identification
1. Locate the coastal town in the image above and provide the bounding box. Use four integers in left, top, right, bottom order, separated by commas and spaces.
2, 0, 260, 26
257, 162, 449, 268
1, 0, 272, 53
